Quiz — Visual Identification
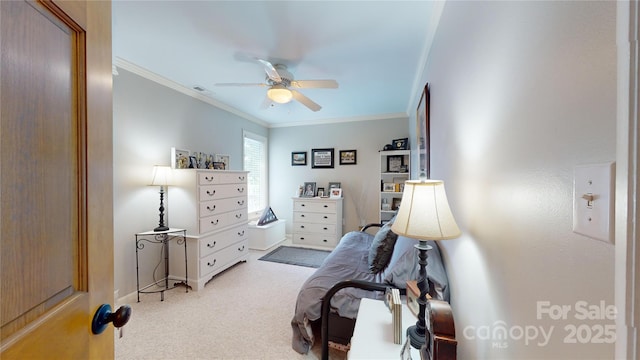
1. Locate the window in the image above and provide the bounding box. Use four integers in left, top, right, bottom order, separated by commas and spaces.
243, 130, 268, 218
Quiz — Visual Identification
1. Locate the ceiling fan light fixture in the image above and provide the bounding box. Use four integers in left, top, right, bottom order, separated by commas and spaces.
267, 85, 293, 104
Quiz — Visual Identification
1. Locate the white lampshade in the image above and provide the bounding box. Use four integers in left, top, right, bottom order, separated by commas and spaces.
391, 180, 461, 240
149, 165, 172, 186
267, 85, 293, 104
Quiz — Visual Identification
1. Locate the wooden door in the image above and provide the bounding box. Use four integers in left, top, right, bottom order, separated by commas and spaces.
0, 0, 114, 358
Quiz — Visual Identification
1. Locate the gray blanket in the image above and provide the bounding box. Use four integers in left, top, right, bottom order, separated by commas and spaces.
290, 231, 449, 354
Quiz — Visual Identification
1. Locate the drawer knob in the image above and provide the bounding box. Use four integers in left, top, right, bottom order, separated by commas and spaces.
238, 245, 245, 251
323, 205, 328, 208
206, 190, 216, 196
207, 241, 217, 248
239, 176, 245, 181
323, 239, 328, 242
205, 176, 214, 182
300, 225, 305, 229
323, 216, 328, 219
300, 237, 305, 240
323, 227, 328, 230
237, 187, 245, 193
238, 230, 245, 236
206, 205, 216, 211
301, 214, 305, 217
207, 259, 216, 267
235, 213, 243, 219
301, 204, 306, 207
210, 219, 219, 225
237, 200, 245, 206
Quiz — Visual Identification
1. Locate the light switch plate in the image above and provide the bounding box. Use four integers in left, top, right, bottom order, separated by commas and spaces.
572, 162, 615, 242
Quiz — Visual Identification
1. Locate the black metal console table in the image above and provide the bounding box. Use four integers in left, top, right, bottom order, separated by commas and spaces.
135, 228, 188, 302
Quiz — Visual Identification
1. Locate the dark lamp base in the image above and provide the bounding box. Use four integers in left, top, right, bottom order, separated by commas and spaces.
154, 225, 170, 232
407, 324, 426, 349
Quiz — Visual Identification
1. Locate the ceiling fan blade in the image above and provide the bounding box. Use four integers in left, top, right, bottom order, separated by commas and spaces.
214, 83, 267, 87
291, 90, 321, 112
290, 80, 339, 89
255, 58, 282, 83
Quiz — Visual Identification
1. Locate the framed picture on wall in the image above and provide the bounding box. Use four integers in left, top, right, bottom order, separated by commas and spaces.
311, 148, 334, 169
291, 151, 307, 166
339, 150, 357, 165
417, 83, 430, 179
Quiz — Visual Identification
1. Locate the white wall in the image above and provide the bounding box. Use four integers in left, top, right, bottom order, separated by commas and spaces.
412, 1, 617, 358
113, 68, 268, 298
269, 119, 409, 234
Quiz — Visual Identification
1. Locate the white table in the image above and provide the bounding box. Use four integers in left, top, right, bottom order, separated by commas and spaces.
348, 298, 421, 359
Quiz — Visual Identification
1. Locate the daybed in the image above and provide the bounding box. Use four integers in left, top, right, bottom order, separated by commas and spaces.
290, 222, 450, 355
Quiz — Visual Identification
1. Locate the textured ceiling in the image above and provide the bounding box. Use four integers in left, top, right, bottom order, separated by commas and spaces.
112, 1, 441, 127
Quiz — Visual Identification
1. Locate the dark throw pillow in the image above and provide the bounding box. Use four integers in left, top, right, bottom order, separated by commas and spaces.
368, 221, 398, 273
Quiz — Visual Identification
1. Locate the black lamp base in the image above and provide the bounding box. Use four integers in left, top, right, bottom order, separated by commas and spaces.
407, 324, 426, 349
154, 225, 169, 232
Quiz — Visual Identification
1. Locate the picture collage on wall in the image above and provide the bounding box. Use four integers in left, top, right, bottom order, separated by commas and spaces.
291, 148, 358, 168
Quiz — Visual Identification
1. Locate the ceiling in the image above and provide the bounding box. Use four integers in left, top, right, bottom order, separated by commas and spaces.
112, 1, 441, 127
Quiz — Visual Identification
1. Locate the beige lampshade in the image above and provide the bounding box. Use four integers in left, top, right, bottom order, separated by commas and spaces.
149, 165, 173, 186
390, 180, 461, 240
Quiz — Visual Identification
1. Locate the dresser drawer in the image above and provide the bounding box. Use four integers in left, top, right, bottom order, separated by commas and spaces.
199, 183, 247, 201
293, 212, 336, 224
199, 239, 249, 277
199, 196, 247, 217
293, 200, 336, 213
292, 233, 338, 247
199, 209, 246, 234
198, 171, 247, 185
198, 224, 248, 257
293, 221, 336, 234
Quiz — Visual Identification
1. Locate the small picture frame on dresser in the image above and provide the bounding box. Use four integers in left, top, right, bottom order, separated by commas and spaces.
330, 188, 342, 198
303, 182, 316, 197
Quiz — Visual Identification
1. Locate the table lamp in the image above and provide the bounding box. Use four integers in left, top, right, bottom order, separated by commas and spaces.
149, 165, 172, 232
390, 179, 460, 349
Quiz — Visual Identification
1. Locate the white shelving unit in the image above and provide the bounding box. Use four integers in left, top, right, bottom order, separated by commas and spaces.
379, 150, 411, 223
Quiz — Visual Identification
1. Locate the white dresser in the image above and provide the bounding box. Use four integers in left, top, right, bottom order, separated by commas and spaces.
291, 197, 343, 248
171, 170, 249, 290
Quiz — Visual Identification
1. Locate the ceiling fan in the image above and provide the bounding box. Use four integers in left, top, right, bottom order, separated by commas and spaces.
215, 58, 338, 112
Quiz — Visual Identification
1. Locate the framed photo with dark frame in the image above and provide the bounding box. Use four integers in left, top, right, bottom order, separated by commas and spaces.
311, 148, 334, 169
392, 138, 408, 150
387, 155, 404, 172
417, 83, 430, 179
302, 182, 316, 197
291, 151, 307, 166
339, 150, 357, 165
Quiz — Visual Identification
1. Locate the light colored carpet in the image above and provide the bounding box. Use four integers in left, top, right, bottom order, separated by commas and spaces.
115, 243, 348, 360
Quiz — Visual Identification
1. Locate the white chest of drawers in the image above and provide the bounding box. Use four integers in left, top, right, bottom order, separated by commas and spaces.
291, 197, 343, 248
171, 170, 249, 290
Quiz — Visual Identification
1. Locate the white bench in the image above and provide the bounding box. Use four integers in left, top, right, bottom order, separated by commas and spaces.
248, 219, 286, 250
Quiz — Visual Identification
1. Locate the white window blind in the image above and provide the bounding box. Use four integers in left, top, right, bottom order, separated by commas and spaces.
243, 130, 267, 216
